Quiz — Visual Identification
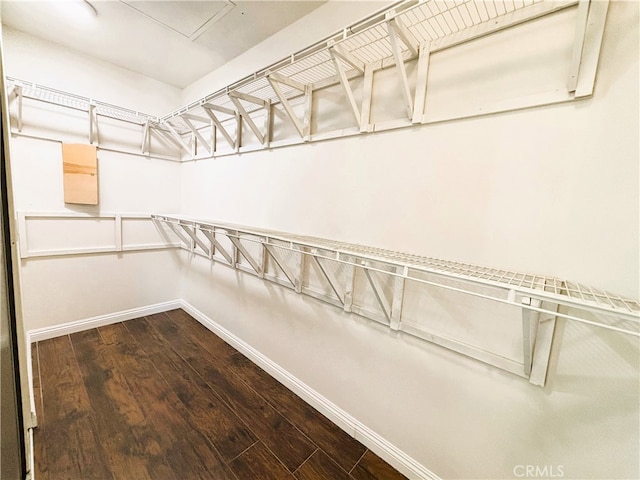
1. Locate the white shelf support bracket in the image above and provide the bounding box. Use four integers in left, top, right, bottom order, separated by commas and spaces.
522, 297, 559, 386
218, 231, 238, 268
342, 255, 355, 313
205, 228, 214, 260
295, 246, 305, 293
328, 42, 365, 73
231, 235, 239, 267
180, 224, 210, 256
200, 229, 233, 265
360, 65, 375, 133
202, 104, 238, 151
386, 14, 414, 119
229, 91, 271, 146
94, 106, 100, 145
88, 103, 95, 144
264, 244, 296, 288
228, 233, 263, 277
573, 0, 609, 98
567, 0, 591, 93
412, 42, 431, 124
180, 115, 213, 155
191, 132, 198, 157
302, 84, 313, 142
182, 113, 215, 154
89, 103, 99, 145
521, 297, 541, 376
529, 301, 559, 387
165, 221, 193, 250
264, 100, 272, 148
179, 224, 196, 252
387, 16, 419, 57
329, 43, 362, 126
260, 240, 268, 277
141, 120, 150, 154
158, 121, 193, 156
235, 111, 242, 152
311, 254, 344, 306
15, 85, 23, 132
363, 263, 392, 323
267, 73, 309, 140
229, 95, 263, 145
389, 266, 407, 331
268, 71, 306, 92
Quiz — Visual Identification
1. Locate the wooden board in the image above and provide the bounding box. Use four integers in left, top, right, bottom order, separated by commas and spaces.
62, 143, 98, 205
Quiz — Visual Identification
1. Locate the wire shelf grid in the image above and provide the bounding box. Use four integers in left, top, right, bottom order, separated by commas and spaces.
17, 82, 89, 112
154, 215, 640, 335
7, 77, 157, 126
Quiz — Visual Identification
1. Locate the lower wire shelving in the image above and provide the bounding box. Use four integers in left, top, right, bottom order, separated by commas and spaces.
152, 214, 640, 386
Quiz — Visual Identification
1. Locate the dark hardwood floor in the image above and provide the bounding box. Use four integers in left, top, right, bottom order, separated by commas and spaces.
31, 309, 409, 480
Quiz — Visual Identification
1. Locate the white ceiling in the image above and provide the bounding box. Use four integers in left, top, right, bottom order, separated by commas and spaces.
0, 0, 326, 88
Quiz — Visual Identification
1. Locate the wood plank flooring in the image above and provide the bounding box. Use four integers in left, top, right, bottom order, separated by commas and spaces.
31, 309, 409, 480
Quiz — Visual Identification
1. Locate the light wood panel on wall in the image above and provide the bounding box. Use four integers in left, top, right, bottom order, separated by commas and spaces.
62, 143, 98, 205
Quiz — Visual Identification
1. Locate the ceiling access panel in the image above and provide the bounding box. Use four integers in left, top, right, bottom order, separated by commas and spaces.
193, 1, 327, 59
120, 1, 235, 39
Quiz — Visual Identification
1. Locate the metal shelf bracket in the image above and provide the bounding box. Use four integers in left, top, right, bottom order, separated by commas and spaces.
387, 12, 415, 119
267, 72, 312, 141
202, 103, 240, 151
522, 296, 559, 386
8, 0, 605, 161
229, 91, 271, 146
88, 103, 99, 145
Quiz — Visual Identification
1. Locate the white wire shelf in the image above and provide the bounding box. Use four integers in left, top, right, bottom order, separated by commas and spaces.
6, 77, 159, 126
160, 0, 578, 134
152, 215, 640, 336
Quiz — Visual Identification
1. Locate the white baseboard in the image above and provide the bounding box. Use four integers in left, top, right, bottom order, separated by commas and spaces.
180, 300, 440, 480
27, 299, 182, 343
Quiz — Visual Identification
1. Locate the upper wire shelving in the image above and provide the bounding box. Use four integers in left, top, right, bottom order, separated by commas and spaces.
160, 0, 579, 139
6, 0, 598, 158
6, 77, 158, 126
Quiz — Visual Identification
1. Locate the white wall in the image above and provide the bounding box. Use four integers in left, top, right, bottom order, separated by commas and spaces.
2, 29, 184, 331
180, 1, 639, 479
10, 136, 184, 331
2, 26, 182, 116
